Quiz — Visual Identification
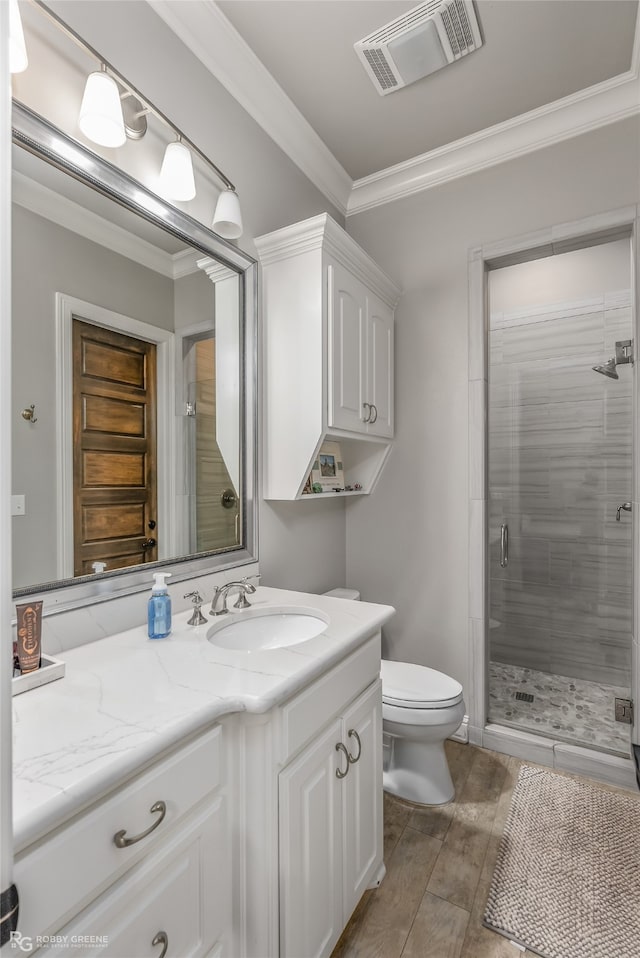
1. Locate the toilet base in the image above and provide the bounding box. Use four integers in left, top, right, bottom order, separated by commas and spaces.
383, 739, 455, 806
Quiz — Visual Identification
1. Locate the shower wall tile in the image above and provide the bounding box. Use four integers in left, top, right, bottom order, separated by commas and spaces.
489, 289, 633, 685
491, 297, 603, 329
549, 540, 633, 595
501, 312, 604, 364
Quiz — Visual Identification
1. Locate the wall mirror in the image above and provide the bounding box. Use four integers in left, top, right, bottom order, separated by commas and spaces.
11, 102, 258, 606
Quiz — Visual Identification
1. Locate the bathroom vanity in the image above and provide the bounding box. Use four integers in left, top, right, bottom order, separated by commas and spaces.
12, 587, 394, 957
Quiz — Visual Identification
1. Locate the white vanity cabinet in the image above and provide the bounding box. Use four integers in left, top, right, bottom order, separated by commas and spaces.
256, 213, 400, 500
14, 725, 230, 957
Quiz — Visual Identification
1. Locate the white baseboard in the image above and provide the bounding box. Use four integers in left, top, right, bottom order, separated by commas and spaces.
449, 714, 469, 744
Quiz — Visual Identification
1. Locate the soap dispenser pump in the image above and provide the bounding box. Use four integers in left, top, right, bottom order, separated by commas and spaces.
148, 572, 172, 639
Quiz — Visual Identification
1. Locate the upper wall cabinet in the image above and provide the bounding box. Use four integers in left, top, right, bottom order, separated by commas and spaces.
256, 214, 400, 501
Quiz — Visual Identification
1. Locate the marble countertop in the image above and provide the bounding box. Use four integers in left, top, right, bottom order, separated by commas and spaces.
12, 586, 394, 851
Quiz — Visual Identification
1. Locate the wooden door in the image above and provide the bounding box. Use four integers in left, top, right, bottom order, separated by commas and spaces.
72, 320, 158, 576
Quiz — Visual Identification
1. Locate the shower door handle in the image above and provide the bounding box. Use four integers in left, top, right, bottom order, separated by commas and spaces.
500, 523, 509, 568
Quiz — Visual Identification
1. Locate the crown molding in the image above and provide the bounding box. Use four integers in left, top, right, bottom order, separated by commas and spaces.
12, 170, 176, 277
347, 68, 640, 215
147, 0, 352, 216
147, 0, 640, 218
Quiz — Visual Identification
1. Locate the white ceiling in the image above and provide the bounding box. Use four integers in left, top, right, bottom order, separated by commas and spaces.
216, 0, 638, 181
151, 0, 640, 215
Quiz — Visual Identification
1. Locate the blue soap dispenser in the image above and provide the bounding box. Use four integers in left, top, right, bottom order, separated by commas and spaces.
148, 572, 172, 639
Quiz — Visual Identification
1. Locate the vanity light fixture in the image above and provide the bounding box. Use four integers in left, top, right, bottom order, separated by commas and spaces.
212, 187, 243, 240
159, 139, 196, 202
78, 66, 126, 148
9, 0, 29, 73
30, 0, 244, 238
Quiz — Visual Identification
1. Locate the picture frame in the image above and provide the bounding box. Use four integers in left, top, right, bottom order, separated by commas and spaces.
311, 441, 345, 492
301, 473, 313, 495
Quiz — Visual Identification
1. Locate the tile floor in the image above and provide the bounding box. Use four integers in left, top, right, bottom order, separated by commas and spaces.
489, 661, 631, 755
331, 741, 639, 958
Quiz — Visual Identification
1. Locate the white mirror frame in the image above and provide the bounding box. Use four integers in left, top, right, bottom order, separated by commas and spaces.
11, 101, 258, 611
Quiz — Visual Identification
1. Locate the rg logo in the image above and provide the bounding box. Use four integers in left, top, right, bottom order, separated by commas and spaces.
9, 932, 33, 952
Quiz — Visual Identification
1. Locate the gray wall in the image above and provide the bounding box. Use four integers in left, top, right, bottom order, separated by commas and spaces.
346, 117, 640, 694
489, 241, 632, 687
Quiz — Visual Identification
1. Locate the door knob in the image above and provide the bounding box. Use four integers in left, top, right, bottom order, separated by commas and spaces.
148, 519, 157, 530
616, 502, 632, 521
142, 538, 157, 550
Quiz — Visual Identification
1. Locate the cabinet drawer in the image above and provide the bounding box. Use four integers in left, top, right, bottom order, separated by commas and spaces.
46, 796, 228, 957
16, 725, 223, 941
278, 634, 380, 763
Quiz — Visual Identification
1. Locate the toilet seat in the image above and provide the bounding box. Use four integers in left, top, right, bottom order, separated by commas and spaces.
381, 660, 463, 709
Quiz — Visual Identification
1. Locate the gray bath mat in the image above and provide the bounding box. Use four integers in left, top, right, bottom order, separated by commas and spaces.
484, 764, 640, 958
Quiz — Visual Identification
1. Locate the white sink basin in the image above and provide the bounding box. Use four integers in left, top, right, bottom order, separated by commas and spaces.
206, 606, 329, 652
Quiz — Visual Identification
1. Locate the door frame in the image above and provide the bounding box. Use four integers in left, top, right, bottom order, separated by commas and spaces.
467, 204, 639, 787
55, 293, 176, 579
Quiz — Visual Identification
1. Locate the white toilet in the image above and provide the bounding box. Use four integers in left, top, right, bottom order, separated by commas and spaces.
324, 588, 465, 807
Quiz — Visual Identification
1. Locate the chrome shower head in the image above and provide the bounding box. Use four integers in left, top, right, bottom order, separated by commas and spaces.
592, 357, 619, 380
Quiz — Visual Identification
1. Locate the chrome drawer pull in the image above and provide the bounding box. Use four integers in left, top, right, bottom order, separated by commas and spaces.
152, 931, 168, 958
346, 729, 362, 764
113, 800, 167, 848
335, 742, 350, 779
369, 403, 378, 424
362, 402, 372, 423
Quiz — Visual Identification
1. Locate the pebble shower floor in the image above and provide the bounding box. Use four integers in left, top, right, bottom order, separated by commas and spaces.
489, 661, 630, 754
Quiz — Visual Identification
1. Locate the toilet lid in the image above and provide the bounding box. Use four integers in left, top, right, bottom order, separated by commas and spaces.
381, 660, 463, 709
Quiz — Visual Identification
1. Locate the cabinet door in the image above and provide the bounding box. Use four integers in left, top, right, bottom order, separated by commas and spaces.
341, 680, 383, 919
327, 262, 367, 434
279, 719, 343, 958
366, 297, 394, 439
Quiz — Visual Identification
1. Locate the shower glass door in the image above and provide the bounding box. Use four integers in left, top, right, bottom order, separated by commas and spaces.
487, 238, 633, 756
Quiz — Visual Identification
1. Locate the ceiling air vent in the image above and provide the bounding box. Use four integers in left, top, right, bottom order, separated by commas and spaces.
354, 0, 483, 96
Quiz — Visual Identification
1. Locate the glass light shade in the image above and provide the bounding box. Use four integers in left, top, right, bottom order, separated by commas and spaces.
79, 71, 126, 148
159, 141, 196, 202
213, 189, 243, 240
9, 0, 28, 74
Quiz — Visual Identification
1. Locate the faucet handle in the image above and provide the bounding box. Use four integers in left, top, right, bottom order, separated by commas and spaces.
232, 575, 261, 609
184, 591, 207, 626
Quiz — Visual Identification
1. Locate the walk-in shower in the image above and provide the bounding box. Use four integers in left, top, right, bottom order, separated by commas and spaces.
487, 237, 633, 757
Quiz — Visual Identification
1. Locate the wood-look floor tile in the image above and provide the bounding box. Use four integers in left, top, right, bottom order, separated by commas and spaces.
333, 826, 442, 958
401, 892, 470, 958
383, 792, 413, 859
426, 748, 508, 911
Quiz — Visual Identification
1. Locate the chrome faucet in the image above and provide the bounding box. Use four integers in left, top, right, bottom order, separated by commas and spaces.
210, 575, 260, 616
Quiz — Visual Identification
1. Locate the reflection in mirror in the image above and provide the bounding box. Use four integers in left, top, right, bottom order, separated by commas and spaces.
11, 105, 257, 600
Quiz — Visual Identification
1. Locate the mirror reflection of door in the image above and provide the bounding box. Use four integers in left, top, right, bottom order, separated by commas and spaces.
184, 333, 239, 553
72, 319, 158, 575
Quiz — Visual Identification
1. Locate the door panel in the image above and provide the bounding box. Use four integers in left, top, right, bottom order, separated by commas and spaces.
367, 297, 394, 439
279, 719, 343, 958
342, 680, 383, 916
73, 320, 157, 576
328, 262, 366, 434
